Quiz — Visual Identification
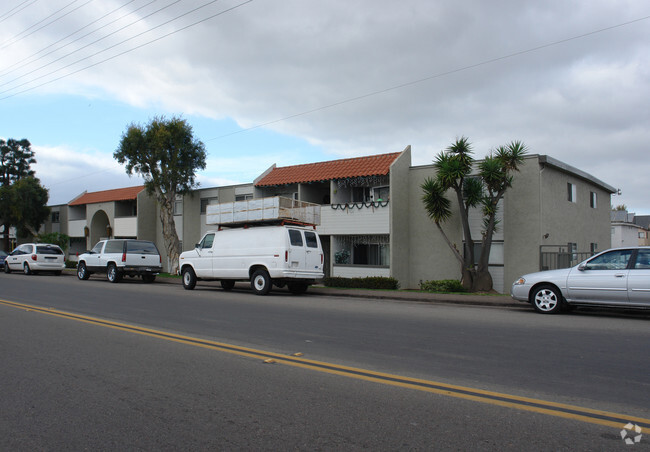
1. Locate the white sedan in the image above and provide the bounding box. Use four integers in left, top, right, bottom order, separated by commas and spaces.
4, 243, 66, 275
511, 247, 650, 313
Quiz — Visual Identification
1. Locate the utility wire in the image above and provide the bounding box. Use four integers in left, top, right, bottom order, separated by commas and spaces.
205, 14, 650, 142
0, 0, 81, 49
0, 0, 38, 25
0, 0, 182, 90
0, 0, 254, 99
0, 0, 149, 78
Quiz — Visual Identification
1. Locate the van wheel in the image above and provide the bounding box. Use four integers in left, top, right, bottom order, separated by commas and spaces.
77, 262, 90, 280
251, 270, 272, 295
107, 263, 122, 283
4, 263, 11, 273
221, 280, 235, 291
23, 263, 32, 275
182, 267, 197, 290
287, 283, 308, 295
142, 274, 156, 283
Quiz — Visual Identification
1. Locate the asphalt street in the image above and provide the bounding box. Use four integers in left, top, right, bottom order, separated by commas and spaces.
1, 272, 649, 450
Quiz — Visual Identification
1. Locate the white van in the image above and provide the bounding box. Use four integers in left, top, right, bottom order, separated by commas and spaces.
178, 225, 324, 295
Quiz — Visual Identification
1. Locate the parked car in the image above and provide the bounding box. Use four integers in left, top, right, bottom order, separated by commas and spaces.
179, 225, 324, 295
511, 246, 650, 313
0, 250, 7, 270
3, 243, 65, 275
76, 239, 162, 283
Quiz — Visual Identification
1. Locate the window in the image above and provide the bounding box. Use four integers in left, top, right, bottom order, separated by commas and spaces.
585, 249, 632, 270
51, 211, 60, 223
304, 231, 318, 248
590, 243, 598, 254
351, 187, 371, 202
126, 241, 158, 254
288, 230, 303, 246
639, 231, 647, 239
91, 242, 104, 253
590, 191, 597, 208
105, 240, 125, 253
174, 195, 183, 215
200, 197, 218, 214
36, 245, 63, 255
567, 183, 576, 203
373, 186, 390, 202
199, 233, 215, 249
634, 249, 650, 269
352, 243, 389, 266
235, 194, 253, 201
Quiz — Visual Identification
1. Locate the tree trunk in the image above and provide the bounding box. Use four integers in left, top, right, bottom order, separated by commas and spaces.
155, 189, 181, 275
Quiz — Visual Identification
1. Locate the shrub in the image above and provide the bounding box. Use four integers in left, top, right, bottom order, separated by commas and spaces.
419, 279, 466, 293
65, 260, 77, 269
323, 276, 399, 290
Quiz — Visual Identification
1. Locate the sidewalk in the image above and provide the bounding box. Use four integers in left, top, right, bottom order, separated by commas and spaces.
156, 273, 524, 308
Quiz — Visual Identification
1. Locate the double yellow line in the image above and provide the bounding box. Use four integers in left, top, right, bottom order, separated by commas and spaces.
2, 298, 648, 430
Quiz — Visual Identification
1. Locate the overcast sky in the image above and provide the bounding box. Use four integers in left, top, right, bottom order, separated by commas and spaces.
0, 0, 648, 213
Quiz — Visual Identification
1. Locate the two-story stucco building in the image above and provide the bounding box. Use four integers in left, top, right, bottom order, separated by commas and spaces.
38, 147, 615, 293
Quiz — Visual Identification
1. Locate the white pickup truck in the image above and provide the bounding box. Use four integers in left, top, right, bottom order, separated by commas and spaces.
77, 239, 162, 283
178, 225, 324, 295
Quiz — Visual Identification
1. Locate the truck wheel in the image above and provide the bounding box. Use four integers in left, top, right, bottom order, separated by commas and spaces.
251, 269, 272, 295
287, 283, 308, 295
77, 262, 90, 280
142, 274, 156, 283
221, 280, 235, 291
182, 267, 197, 290
107, 263, 122, 283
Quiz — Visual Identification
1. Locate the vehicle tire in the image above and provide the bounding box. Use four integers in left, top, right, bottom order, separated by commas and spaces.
531, 284, 563, 314
77, 262, 90, 280
54, 271, 62, 276
182, 267, 197, 290
107, 263, 122, 283
251, 269, 272, 295
23, 263, 32, 275
142, 274, 156, 283
221, 280, 235, 291
287, 283, 308, 295
4, 263, 10, 274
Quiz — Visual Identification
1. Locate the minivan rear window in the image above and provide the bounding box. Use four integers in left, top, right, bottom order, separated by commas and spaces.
36, 245, 63, 255
304, 231, 318, 248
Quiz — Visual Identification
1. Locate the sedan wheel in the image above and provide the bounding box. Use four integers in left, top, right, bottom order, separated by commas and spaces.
532, 285, 563, 314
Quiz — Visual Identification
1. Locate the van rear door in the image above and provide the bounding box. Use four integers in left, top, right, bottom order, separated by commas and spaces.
287, 229, 306, 270
304, 230, 322, 272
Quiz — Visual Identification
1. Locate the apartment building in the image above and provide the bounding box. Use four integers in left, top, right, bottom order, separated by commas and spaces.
40, 148, 615, 293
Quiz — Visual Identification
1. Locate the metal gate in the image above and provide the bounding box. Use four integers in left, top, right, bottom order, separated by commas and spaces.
539, 245, 593, 271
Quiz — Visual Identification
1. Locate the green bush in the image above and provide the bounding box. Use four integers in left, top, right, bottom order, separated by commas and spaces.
323, 276, 399, 290
419, 279, 466, 293
65, 260, 77, 269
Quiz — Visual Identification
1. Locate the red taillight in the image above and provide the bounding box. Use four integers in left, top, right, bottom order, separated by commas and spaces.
321, 254, 323, 265
31, 254, 37, 261
122, 252, 126, 262
285, 250, 288, 262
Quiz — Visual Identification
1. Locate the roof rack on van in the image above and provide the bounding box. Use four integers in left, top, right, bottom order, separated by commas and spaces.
206, 196, 321, 228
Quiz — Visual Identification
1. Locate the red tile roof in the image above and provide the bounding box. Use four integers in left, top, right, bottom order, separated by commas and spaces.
255, 152, 402, 187
68, 186, 145, 206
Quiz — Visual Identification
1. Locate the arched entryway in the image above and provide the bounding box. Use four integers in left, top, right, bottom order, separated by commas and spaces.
89, 210, 110, 248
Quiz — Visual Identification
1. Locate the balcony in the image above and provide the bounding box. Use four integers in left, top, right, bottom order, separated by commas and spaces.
317, 201, 389, 236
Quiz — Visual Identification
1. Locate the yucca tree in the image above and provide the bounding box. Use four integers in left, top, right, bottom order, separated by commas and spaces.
421, 137, 527, 292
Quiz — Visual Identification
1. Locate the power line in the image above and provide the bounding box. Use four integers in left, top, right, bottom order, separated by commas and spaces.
0, 0, 82, 49
0, 0, 254, 99
205, 14, 650, 142
0, 0, 183, 90
0, 0, 153, 78
0, 0, 38, 25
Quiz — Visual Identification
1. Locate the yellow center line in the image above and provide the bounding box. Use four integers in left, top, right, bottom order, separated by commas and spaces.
2, 298, 648, 430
